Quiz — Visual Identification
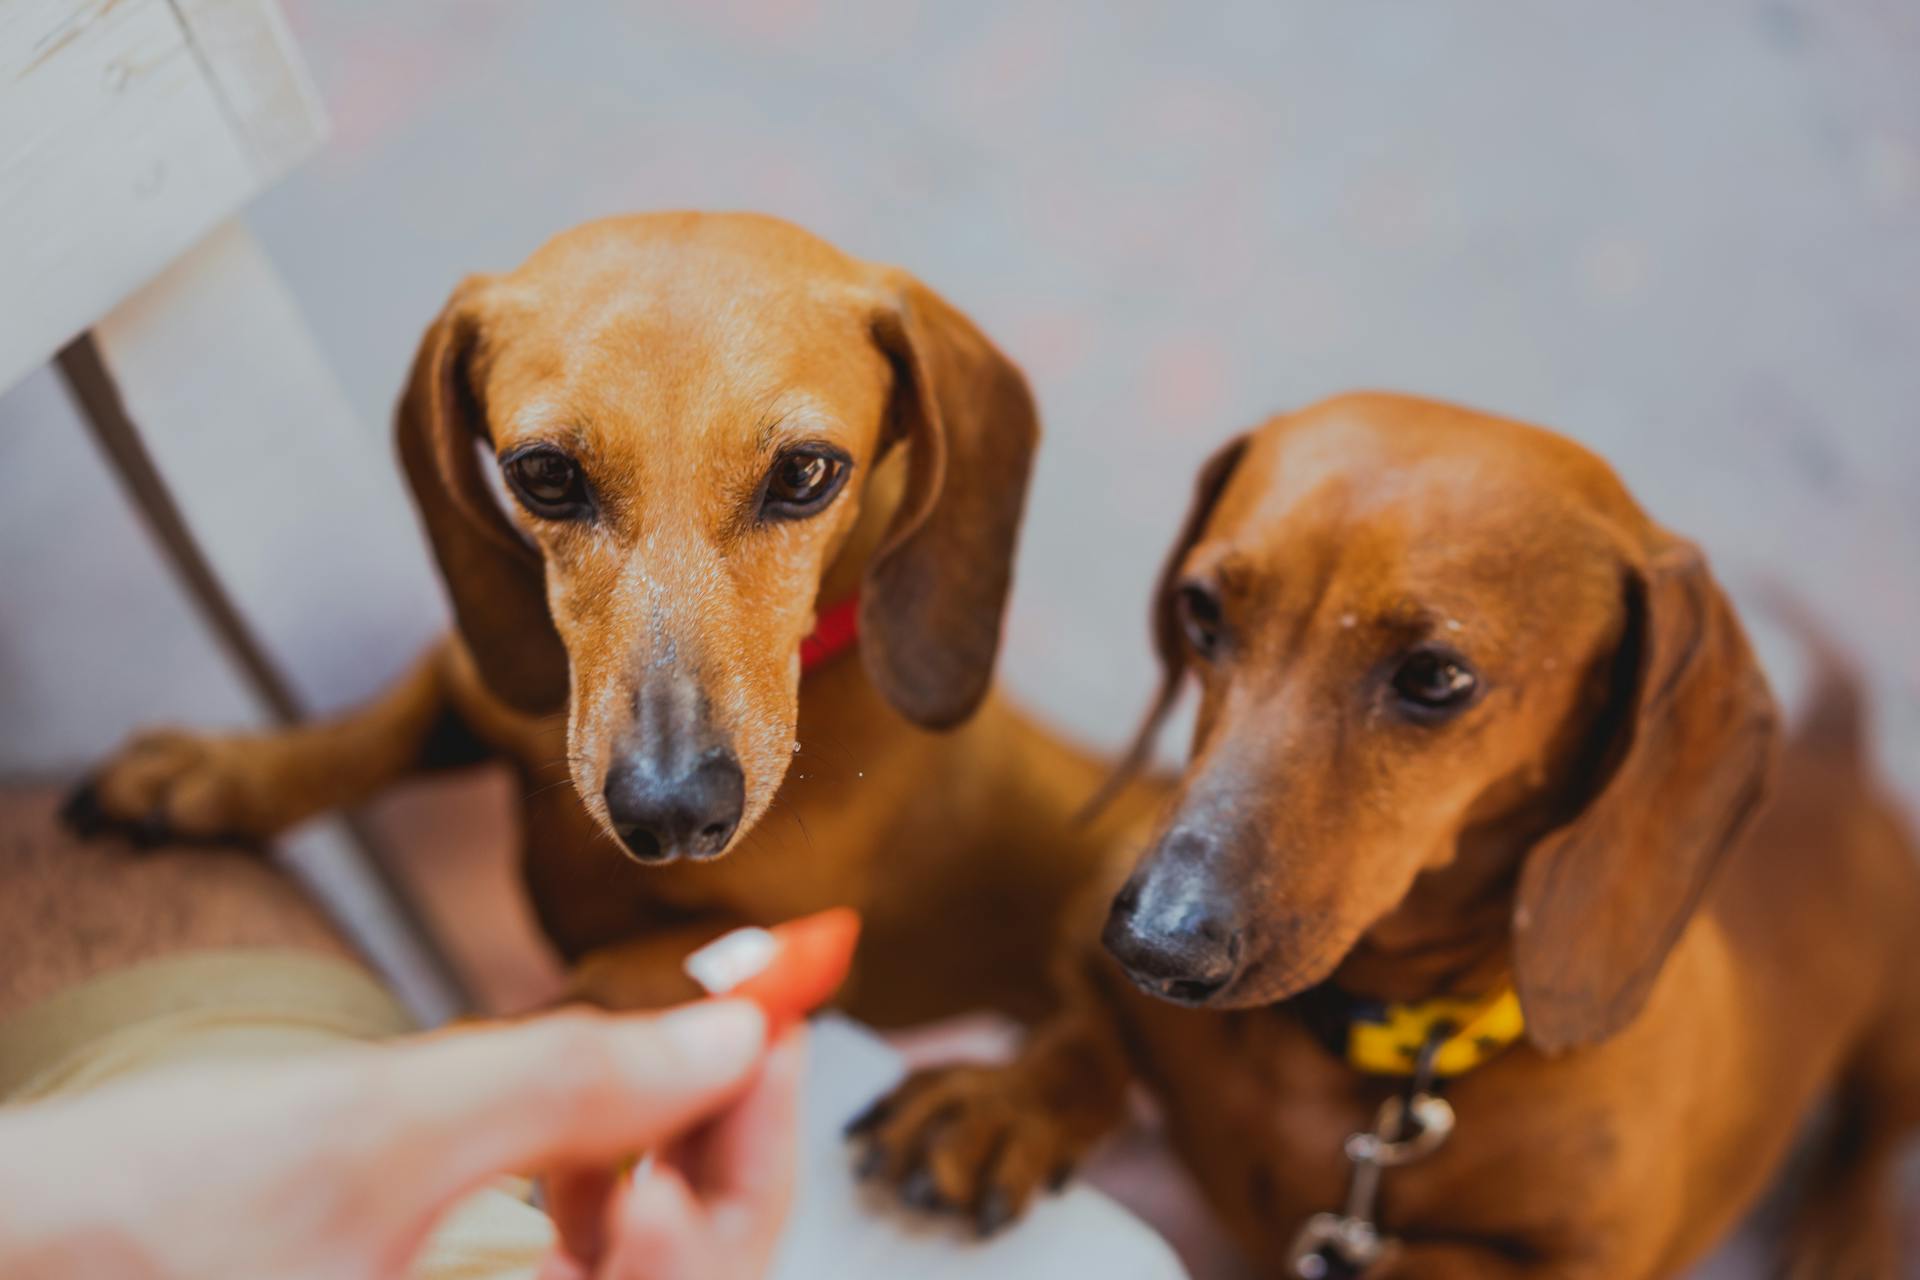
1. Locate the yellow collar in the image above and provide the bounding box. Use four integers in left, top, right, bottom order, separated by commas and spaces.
1318, 986, 1526, 1078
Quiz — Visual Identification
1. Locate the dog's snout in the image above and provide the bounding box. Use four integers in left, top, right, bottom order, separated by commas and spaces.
1103, 829, 1246, 1005
603, 747, 745, 864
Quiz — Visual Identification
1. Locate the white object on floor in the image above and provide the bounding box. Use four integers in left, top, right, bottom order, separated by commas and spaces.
771, 1016, 1188, 1280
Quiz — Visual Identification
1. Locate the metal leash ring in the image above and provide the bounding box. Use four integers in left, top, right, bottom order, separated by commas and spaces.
1285, 1023, 1460, 1279
1347, 1091, 1455, 1167
1287, 1212, 1382, 1278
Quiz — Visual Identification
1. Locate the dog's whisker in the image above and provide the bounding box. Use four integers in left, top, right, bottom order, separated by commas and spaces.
521, 778, 580, 803
786, 805, 816, 855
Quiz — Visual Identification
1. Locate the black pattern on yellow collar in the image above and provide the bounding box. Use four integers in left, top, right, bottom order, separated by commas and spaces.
1295, 984, 1525, 1078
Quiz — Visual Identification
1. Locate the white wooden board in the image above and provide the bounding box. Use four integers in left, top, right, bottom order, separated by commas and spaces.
82, 216, 462, 1023
0, 0, 323, 395
89, 218, 444, 714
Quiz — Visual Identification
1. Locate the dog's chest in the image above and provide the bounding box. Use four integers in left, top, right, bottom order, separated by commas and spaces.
1112, 989, 1604, 1263
1118, 995, 1378, 1256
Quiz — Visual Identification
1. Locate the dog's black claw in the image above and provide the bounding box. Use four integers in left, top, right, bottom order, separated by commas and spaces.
130, 812, 173, 850
60, 781, 106, 836
900, 1166, 945, 1212
853, 1142, 888, 1181
975, 1188, 1014, 1237
843, 1096, 890, 1138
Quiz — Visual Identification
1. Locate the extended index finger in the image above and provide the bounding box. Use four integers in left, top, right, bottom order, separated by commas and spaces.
372, 1001, 768, 1207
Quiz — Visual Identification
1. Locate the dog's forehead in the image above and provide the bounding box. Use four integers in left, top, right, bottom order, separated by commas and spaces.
1221, 394, 1645, 547
1198, 395, 1638, 642
505, 221, 876, 364
514, 210, 876, 295
480, 217, 891, 450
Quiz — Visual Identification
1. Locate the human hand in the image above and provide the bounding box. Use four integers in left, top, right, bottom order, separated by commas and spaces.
0, 999, 797, 1280
538, 1023, 803, 1280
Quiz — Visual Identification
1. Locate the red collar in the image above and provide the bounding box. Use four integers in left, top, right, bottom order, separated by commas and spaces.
801, 592, 861, 674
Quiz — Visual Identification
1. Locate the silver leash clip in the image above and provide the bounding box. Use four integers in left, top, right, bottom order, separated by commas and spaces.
1285, 1033, 1457, 1279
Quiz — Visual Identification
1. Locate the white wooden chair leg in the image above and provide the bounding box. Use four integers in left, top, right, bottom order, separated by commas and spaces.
55, 223, 470, 1023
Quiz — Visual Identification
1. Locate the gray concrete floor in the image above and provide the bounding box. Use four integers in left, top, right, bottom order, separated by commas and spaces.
2, 2, 1916, 1274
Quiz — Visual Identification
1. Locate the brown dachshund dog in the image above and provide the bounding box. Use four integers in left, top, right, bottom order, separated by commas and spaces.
69, 212, 1150, 1025
857, 393, 1920, 1275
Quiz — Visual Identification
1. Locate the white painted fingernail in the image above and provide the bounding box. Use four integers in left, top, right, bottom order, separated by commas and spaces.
684, 926, 779, 995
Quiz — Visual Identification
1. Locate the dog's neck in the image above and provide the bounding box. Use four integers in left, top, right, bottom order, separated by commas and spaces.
1331, 875, 1513, 1004
1329, 792, 1569, 1004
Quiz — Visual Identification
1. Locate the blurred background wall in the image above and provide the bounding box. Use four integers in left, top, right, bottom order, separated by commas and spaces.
4, 0, 1916, 806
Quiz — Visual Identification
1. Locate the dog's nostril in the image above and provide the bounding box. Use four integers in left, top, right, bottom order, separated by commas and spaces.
699, 821, 730, 843
1194, 918, 1242, 956
1160, 974, 1230, 1004
617, 826, 670, 864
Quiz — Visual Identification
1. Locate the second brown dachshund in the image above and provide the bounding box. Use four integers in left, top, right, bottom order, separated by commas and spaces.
859, 392, 1920, 1277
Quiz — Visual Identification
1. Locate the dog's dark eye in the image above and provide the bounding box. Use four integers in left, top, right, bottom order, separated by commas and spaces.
502, 446, 591, 519
1391, 647, 1479, 717
761, 446, 850, 520
1175, 582, 1227, 659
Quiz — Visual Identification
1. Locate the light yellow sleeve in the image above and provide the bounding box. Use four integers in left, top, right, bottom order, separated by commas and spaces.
410, 1180, 553, 1280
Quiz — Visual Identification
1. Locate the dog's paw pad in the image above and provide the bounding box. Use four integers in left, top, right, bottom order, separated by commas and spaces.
58, 780, 107, 836
69, 729, 281, 847
847, 1064, 1080, 1237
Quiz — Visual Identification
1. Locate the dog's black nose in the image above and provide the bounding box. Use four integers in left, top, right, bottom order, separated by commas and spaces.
603, 748, 744, 864
1102, 831, 1245, 1004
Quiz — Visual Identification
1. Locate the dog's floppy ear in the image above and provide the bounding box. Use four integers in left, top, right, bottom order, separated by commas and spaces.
395, 280, 569, 714
1515, 535, 1777, 1051
862, 275, 1040, 729
1081, 433, 1250, 816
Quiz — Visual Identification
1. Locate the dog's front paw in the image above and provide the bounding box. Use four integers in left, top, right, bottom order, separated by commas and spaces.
65, 728, 288, 848
846, 1063, 1090, 1236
